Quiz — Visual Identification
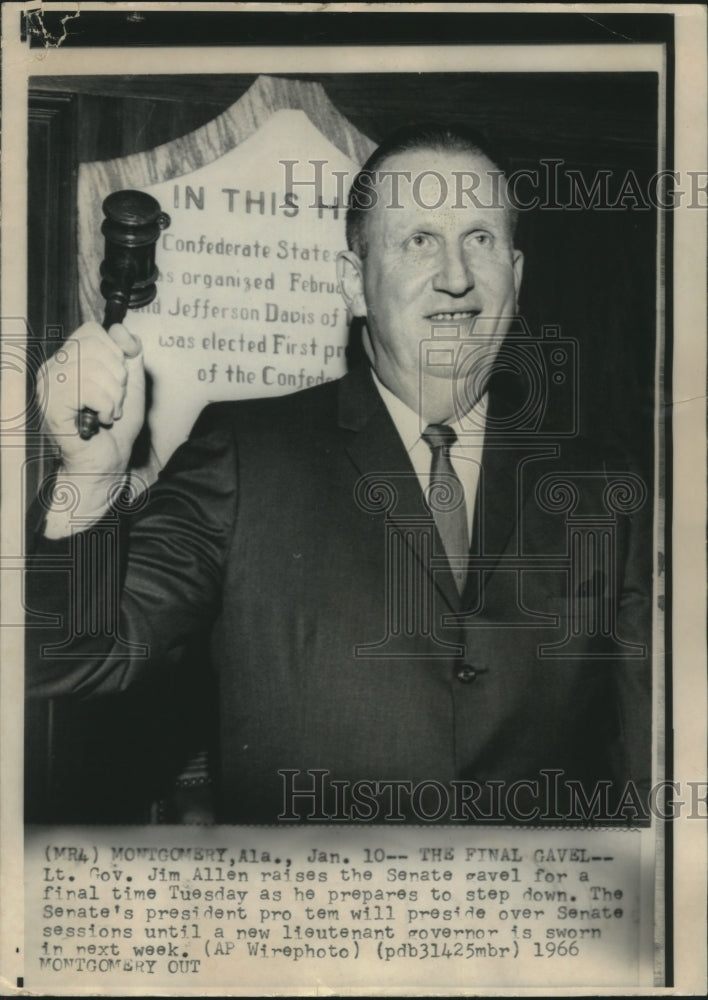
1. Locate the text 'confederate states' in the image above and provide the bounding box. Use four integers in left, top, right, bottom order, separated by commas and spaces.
23, 826, 653, 990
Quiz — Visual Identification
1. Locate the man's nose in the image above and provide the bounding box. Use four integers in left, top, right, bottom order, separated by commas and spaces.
433, 243, 474, 296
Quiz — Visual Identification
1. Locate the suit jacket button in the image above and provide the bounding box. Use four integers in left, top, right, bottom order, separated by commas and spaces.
455, 663, 477, 683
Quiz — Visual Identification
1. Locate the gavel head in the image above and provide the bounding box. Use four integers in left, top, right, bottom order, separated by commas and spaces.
100, 190, 170, 309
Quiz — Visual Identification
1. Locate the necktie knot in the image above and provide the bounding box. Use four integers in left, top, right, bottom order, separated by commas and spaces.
422, 423, 457, 455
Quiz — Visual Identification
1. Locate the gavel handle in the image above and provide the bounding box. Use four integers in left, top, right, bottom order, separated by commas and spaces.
77, 276, 134, 441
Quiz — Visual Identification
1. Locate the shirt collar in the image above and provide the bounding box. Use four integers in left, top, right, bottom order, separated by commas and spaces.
370, 367, 488, 454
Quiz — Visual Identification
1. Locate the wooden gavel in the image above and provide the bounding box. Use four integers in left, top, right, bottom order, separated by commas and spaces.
78, 189, 170, 439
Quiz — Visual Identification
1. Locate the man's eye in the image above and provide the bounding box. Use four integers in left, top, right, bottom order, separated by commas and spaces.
407, 233, 433, 250
467, 231, 494, 248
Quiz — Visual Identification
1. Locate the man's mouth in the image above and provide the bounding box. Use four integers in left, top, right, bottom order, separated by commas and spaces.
426, 310, 479, 322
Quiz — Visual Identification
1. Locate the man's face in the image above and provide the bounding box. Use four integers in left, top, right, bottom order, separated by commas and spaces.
338, 147, 524, 420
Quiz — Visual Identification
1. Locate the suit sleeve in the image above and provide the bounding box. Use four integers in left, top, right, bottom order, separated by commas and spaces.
25, 403, 238, 698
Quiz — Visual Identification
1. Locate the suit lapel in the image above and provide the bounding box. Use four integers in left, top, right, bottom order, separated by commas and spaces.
338, 365, 461, 612
474, 432, 521, 558
465, 378, 560, 609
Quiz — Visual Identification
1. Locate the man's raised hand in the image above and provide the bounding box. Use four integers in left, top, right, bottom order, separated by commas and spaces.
37, 321, 145, 477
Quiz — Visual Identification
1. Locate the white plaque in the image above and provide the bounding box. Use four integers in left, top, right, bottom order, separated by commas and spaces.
118, 110, 358, 468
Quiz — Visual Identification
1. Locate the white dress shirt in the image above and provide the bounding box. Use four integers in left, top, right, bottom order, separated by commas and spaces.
370, 369, 487, 541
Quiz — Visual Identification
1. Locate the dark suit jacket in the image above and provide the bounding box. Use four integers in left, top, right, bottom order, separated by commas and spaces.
26, 363, 652, 824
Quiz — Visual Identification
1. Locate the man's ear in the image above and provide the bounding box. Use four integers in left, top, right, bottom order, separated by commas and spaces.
337, 251, 367, 317
512, 249, 524, 305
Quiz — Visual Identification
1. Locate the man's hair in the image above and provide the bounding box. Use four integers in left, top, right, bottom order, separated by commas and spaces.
345, 122, 517, 259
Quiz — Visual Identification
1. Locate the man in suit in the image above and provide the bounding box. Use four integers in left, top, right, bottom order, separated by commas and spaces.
26, 124, 652, 824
